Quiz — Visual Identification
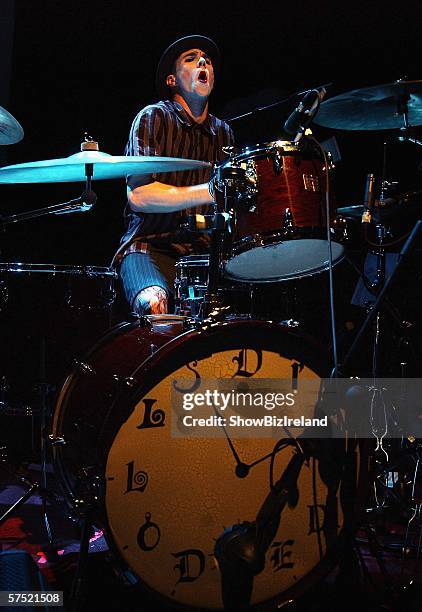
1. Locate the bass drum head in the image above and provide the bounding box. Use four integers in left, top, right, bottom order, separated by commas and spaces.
103, 319, 365, 609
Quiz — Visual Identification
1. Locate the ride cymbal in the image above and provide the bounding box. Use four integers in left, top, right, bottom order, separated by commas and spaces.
314, 80, 422, 130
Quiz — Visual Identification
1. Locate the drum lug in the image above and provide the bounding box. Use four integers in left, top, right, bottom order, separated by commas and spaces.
282, 318, 300, 328
74, 467, 103, 511
283, 208, 296, 236
0, 279, 8, 310
200, 305, 232, 328
48, 434, 66, 446
183, 317, 197, 331
137, 315, 153, 330
73, 359, 96, 376
273, 149, 283, 175
243, 159, 258, 212
113, 375, 138, 390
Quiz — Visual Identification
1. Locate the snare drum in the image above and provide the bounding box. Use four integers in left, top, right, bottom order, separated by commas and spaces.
217, 140, 344, 282
174, 255, 250, 317
174, 255, 209, 317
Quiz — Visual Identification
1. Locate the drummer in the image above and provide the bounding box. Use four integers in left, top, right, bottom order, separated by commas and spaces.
117, 35, 234, 315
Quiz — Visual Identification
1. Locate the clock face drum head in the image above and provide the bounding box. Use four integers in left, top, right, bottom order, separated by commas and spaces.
51, 316, 367, 610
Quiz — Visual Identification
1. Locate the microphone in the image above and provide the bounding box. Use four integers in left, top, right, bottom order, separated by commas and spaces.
284, 89, 325, 140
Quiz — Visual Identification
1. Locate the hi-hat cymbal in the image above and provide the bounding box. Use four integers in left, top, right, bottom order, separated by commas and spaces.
314, 80, 422, 130
0, 105, 24, 145
0, 150, 211, 183
338, 189, 422, 219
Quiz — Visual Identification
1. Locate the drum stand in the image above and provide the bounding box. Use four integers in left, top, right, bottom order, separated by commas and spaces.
342, 220, 422, 599
200, 163, 244, 319
0, 148, 98, 549
0, 336, 60, 561
340, 219, 422, 375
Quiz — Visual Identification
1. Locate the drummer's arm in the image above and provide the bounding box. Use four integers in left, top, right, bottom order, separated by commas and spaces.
127, 179, 213, 213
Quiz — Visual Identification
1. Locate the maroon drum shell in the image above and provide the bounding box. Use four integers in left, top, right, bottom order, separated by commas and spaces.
51, 316, 185, 502
233, 151, 334, 242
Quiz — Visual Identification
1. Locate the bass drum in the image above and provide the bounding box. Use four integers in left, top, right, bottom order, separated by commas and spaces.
51, 315, 367, 610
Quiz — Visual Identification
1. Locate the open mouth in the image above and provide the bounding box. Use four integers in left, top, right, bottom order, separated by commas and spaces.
198, 70, 208, 84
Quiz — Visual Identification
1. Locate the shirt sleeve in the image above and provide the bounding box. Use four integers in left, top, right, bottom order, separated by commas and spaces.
126, 104, 165, 188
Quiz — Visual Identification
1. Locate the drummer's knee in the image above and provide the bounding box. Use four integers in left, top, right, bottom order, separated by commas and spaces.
133, 286, 168, 315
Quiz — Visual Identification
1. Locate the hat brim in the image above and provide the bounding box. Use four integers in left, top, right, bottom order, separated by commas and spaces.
155, 35, 220, 100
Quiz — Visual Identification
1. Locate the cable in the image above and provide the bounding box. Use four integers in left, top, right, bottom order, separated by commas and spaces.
308, 136, 339, 377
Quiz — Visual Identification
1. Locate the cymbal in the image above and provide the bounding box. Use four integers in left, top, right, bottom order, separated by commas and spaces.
0, 150, 211, 183
0, 105, 24, 145
314, 80, 422, 130
338, 190, 422, 219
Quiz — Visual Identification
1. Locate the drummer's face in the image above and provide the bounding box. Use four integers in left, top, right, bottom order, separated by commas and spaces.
167, 48, 214, 99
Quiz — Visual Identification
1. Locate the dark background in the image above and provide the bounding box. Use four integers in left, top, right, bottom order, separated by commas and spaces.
0, 0, 421, 265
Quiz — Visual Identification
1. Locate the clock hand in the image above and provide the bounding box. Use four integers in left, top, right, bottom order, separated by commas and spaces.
210, 401, 250, 478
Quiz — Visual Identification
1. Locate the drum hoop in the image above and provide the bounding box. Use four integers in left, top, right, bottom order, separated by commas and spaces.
175, 255, 209, 268
224, 236, 345, 283
228, 140, 299, 164
0, 262, 117, 277
127, 317, 330, 401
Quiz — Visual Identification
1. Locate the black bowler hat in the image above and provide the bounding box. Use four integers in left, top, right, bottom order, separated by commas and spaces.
155, 34, 220, 99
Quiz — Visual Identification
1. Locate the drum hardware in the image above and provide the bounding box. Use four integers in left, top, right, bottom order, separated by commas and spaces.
283, 88, 326, 142
200, 164, 240, 319
215, 443, 306, 610
225, 82, 332, 124
0, 472, 60, 528
0, 278, 8, 310
283, 208, 296, 236
397, 132, 422, 148
112, 376, 138, 390
174, 254, 237, 319
48, 435, 66, 446
73, 360, 96, 376
0, 262, 118, 554
0, 104, 24, 145
68, 470, 103, 612
0, 189, 97, 228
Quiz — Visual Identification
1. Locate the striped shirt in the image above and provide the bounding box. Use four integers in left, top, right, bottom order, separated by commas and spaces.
121, 99, 234, 245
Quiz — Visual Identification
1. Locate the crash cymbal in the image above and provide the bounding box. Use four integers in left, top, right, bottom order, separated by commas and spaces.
314, 80, 422, 130
0, 105, 24, 145
0, 150, 211, 183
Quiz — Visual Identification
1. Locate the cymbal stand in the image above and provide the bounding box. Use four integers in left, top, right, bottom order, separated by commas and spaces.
395, 79, 422, 147
200, 161, 244, 319
341, 210, 422, 375
0, 137, 99, 545
0, 193, 96, 227
0, 137, 98, 228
